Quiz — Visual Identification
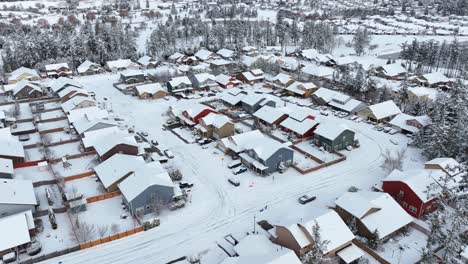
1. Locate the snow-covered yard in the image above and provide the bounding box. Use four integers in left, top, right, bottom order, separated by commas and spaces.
295, 141, 341, 162
37, 119, 69, 131
47, 141, 82, 159
24, 146, 45, 161
172, 126, 197, 143
34, 184, 64, 211
52, 155, 98, 178
374, 228, 428, 264
293, 150, 322, 170
64, 175, 105, 198
15, 165, 55, 182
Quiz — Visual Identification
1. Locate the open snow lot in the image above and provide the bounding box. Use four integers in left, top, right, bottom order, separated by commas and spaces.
293, 150, 322, 170
52, 155, 98, 178
172, 126, 197, 143
45, 130, 78, 143
15, 165, 55, 182
24, 146, 45, 161
295, 141, 341, 162
20, 132, 41, 146
45, 73, 426, 264
64, 175, 104, 198
11, 121, 36, 133
37, 119, 69, 131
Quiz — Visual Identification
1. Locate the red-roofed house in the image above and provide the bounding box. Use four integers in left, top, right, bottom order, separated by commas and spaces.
182, 105, 218, 124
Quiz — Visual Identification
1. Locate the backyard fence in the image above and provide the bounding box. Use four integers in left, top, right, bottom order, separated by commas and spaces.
79, 226, 144, 250
86, 191, 122, 204
63, 171, 95, 182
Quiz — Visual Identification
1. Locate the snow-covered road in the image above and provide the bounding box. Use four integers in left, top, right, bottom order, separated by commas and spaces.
43, 74, 425, 264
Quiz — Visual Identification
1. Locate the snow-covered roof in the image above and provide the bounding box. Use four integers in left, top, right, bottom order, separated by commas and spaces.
368, 100, 401, 120
421, 72, 450, 85
221, 250, 301, 264
67, 106, 109, 124
169, 52, 184, 61
335, 56, 356, 66
216, 74, 241, 86
137, 55, 156, 66
200, 113, 231, 129
0, 179, 36, 205
384, 169, 448, 203
94, 154, 145, 189
378, 64, 406, 77
301, 65, 334, 78
314, 123, 352, 141
216, 48, 234, 58
195, 49, 215, 61
301, 210, 355, 254
280, 117, 318, 136
329, 98, 366, 113
184, 104, 214, 119
209, 59, 233, 66
45, 62, 69, 71
106, 59, 138, 70
242, 46, 257, 52
82, 126, 121, 149
389, 113, 431, 134
94, 133, 138, 157
336, 192, 413, 238
273, 73, 293, 85
241, 93, 266, 106
12, 80, 42, 96
240, 69, 264, 81
118, 162, 174, 202
193, 73, 216, 83
337, 244, 365, 264
168, 76, 192, 87
425, 158, 461, 176
120, 69, 144, 77
49, 77, 82, 93
8, 67, 39, 82
285, 81, 317, 95
58, 86, 88, 99
61, 96, 96, 113
253, 106, 287, 124
0, 211, 31, 252
0, 127, 25, 159
408, 86, 439, 100
73, 118, 117, 135
301, 48, 319, 60
220, 93, 246, 106
77, 60, 101, 74
234, 235, 278, 256
0, 158, 13, 175
135, 83, 164, 95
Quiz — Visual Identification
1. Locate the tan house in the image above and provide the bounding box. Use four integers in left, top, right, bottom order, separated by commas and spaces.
134, 83, 168, 99
274, 210, 362, 262
197, 113, 234, 139
8, 67, 40, 84
285, 81, 317, 98
358, 100, 401, 123
61, 97, 97, 113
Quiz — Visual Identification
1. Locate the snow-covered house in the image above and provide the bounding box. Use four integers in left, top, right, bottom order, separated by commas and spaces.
118, 162, 175, 216
279, 112, 319, 139
0, 210, 35, 256
335, 191, 413, 240
58, 87, 89, 103
137, 55, 158, 69
77, 60, 103, 76
209, 59, 235, 73
120, 69, 145, 84
0, 158, 13, 179
134, 83, 168, 99
45, 62, 72, 78
314, 54, 336, 67
0, 127, 25, 163
73, 117, 117, 136
67, 106, 109, 124
106, 59, 140, 72
358, 100, 401, 122
312, 88, 367, 113
277, 57, 300, 72
241, 94, 280, 114
7, 67, 40, 84
94, 133, 139, 161
241, 46, 257, 56
182, 104, 218, 124
195, 49, 218, 61
375, 64, 407, 80
49, 77, 82, 94
81, 126, 121, 151
253, 106, 289, 126
424, 158, 462, 176
215, 74, 242, 89
197, 113, 234, 139
300, 48, 319, 61
94, 154, 145, 192
236, 69, 264, 84
412, 72, 452, 89
10, 80, 43, 99
219, 130, 293, 175
168, 52, 185, 63
216, 48, 235, 59
382, 168, 452, 218
188, 73, 217, 90
219, 92, 246, 107
274, 209, 360, 260
61, 96, 96, 113
313, 123, 355, 151
0, 179, 37, 218
166, 76, 193, 94
285, 81, 317, 98
388, 113, 431, 134
301, 65, 334, 80
272, 73, 295, 88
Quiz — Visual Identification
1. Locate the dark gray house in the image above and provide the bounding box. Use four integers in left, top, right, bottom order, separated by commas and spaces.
313, 124, 355, 152
166, 76, 193, 94
118, 163, 175, 216
241, 94, 280, 114
120, 70, 145, 84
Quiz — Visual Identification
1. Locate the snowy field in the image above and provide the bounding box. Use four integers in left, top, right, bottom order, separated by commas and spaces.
43, 72, 426, 264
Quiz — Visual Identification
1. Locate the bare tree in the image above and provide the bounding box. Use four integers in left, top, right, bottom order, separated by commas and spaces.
42, 133, 52, 146
149, 193, 165, 216
97, 224, 109, 238
168, 168, 183, 181
380, 148, 406, 174
74, 218, 96, 243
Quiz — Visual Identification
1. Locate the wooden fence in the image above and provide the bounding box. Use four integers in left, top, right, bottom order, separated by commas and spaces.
292, 155, 346, 175
33, 207, 67, 217
45, 137, 80, 147
86, 191, 122, 204
63, 171, 95, 182
13, 159, 46, 169
79, 226, 144, 250
352, 239, 390, 264
35, 116, 67, 124
49, 150, 96, 164
39, 127, 65, 134
32, 179, 58, 187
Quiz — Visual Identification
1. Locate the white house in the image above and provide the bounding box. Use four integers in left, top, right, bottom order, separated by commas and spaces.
0, 179, 37, 218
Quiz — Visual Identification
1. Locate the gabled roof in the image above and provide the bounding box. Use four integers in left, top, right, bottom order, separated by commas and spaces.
120, 69, 145, 77
216, 74, 241, 86
0, 179, 36, 205
58, 86, 88, 99
135, 83, 165, 95
195, 49, 215, 61
314, 123, 352, 141
137, 55, 156, 66
216, 48, 234, 58
73, 118, 117, 135
313, 87, 349, 104
118, 162, 174, 202
0, 211, 32, 252
67, 106, 109, 124
45, 62, 69, 71
241, 94, 266, 106
169, 52, 184, 61
94, 154, 145, 189
336, 192, 413, 238
368, 100, 401, 120
106, 59, 138, 69
94, 133, 138, 157
168, 76, 192, 87
0, 158, 13, 175
389, 113, 431, 134
253, 106, 288, 124
273, 73, 293, 85
82, 126, 121, 149
184, 104, 215, 118
425, 158, 461, 176
378, 64, 406, 77
200, 113, 231, 129
77, 60, 101, 74
49, 77, 82, 93
8, 67, 39, 82
301, 65, 334, 78
280, 117, 318, 136
301, 48, 319, 60
285, 81, 316, 95
0, 127, 25, 159
193, 73, 216, 83
12, 80, 42, 96
61, 96, 95, 113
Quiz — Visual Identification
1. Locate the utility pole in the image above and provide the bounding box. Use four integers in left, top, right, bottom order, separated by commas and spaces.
253, 215, 256, 234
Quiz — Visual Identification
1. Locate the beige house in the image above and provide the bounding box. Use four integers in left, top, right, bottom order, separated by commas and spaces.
134, 83, 168, 99
197, 113, 234, 139
8, 67, 40, 84
274, 210, 361, 261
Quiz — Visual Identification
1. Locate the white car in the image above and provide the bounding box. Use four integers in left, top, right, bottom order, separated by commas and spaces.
164, 149, 174, 158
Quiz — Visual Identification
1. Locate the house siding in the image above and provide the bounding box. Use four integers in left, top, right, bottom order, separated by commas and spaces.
99, 144, 139, 161
127, 185, 175, 216
382, 181, 436, 218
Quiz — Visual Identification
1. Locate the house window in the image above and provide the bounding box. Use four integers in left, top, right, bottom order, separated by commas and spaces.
402, 201, 408, 208
409, 205, 417, 214
398, 190, 404, 197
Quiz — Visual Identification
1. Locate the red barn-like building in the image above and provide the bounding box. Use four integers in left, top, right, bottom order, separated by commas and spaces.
382, 169, 447, 218
182, 105, 217, 124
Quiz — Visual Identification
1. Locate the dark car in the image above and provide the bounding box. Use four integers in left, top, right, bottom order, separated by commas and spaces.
298, 194, 316, 204
232, 166, 247, 175
179, 182, 194, 189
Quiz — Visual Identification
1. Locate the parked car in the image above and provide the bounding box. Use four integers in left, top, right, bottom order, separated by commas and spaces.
18, 134, 30, 141
26, 239, 42, 256
320, 111, 329, 116
164, 149, 174, 158
349, 115, 358, 121
298, 194, 316, 204
374, 125, 384, 131
232, 166, 247, 175
200, 139, 212, 145
228, 160, 242, 169
2, 252, 16, 263
141, 131, 149, 137
168, 200, 185, 211
228, 177, 240, 187
383, 127, 392, 133
134, 135, 143, 143
389, 129, 399, 135
179, 182, 194, 189
151, 139, 158, 146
